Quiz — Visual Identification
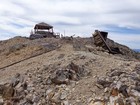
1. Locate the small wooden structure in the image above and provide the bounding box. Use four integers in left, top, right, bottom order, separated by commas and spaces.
93, 30, 121, 54
93, 30, 108, 47
30, 22, 57, 39
34, 22, 53, 33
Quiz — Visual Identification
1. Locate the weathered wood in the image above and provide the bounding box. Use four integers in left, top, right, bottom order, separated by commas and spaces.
93, 30, 117, 54
96, 30, 112, 52
94, 31, 104, 45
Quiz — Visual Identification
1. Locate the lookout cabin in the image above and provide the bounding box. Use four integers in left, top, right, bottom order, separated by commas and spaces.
30, 22, 59, 39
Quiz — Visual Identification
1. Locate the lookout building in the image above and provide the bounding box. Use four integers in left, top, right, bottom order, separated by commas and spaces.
30, 22, 58, 39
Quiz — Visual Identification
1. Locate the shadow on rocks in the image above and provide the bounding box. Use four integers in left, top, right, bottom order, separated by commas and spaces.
47, 62, 90, 85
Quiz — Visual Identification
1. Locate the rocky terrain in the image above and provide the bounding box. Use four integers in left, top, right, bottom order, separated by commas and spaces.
0, 36, 140, 105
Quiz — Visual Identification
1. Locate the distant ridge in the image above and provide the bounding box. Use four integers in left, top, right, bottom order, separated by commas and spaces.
133, 49, 140, 52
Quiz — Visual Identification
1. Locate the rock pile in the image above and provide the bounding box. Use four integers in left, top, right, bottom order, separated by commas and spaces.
0, 62, 90, 105
90, 64, 140, 105
47, 62, 90, 85
0, 61, 140, 105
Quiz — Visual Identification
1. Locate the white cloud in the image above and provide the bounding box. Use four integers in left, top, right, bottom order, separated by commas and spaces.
0, 0, 140, 48
109, 33, 140, 42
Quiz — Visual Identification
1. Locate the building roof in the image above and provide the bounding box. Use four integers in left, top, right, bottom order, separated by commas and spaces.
34, 22, 53, 30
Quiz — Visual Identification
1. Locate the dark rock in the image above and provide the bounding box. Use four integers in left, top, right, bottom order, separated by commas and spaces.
97, 77, 112, 88
30, 34, 44, 39
0, 85, 4, 95
109, 69, 125, 77
131, 76, 140, 82
67, 62, 89, 78
22, 81, 28, 90
119, 85, 129, 98
135, 81, 140, 87
133, 87, 140, 93
50, 70, 70, 85
125, 99, 132, 105
80, 55, 86, 59
67, 62, 79, 73
133, 84, 140, 92
48, 62, 90, 85
47, 62, 89, 85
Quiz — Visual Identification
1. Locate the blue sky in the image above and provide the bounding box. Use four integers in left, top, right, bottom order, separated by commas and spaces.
0, 0, 140, 49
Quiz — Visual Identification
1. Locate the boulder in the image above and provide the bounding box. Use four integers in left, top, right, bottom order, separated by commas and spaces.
48, 62, 89, 85
49, 69, 70, 85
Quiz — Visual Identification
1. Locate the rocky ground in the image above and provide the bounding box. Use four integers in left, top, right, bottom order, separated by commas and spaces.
0, 37, 140, 105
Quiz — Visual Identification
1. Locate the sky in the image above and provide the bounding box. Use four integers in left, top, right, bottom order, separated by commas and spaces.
0, 0, 140, 49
